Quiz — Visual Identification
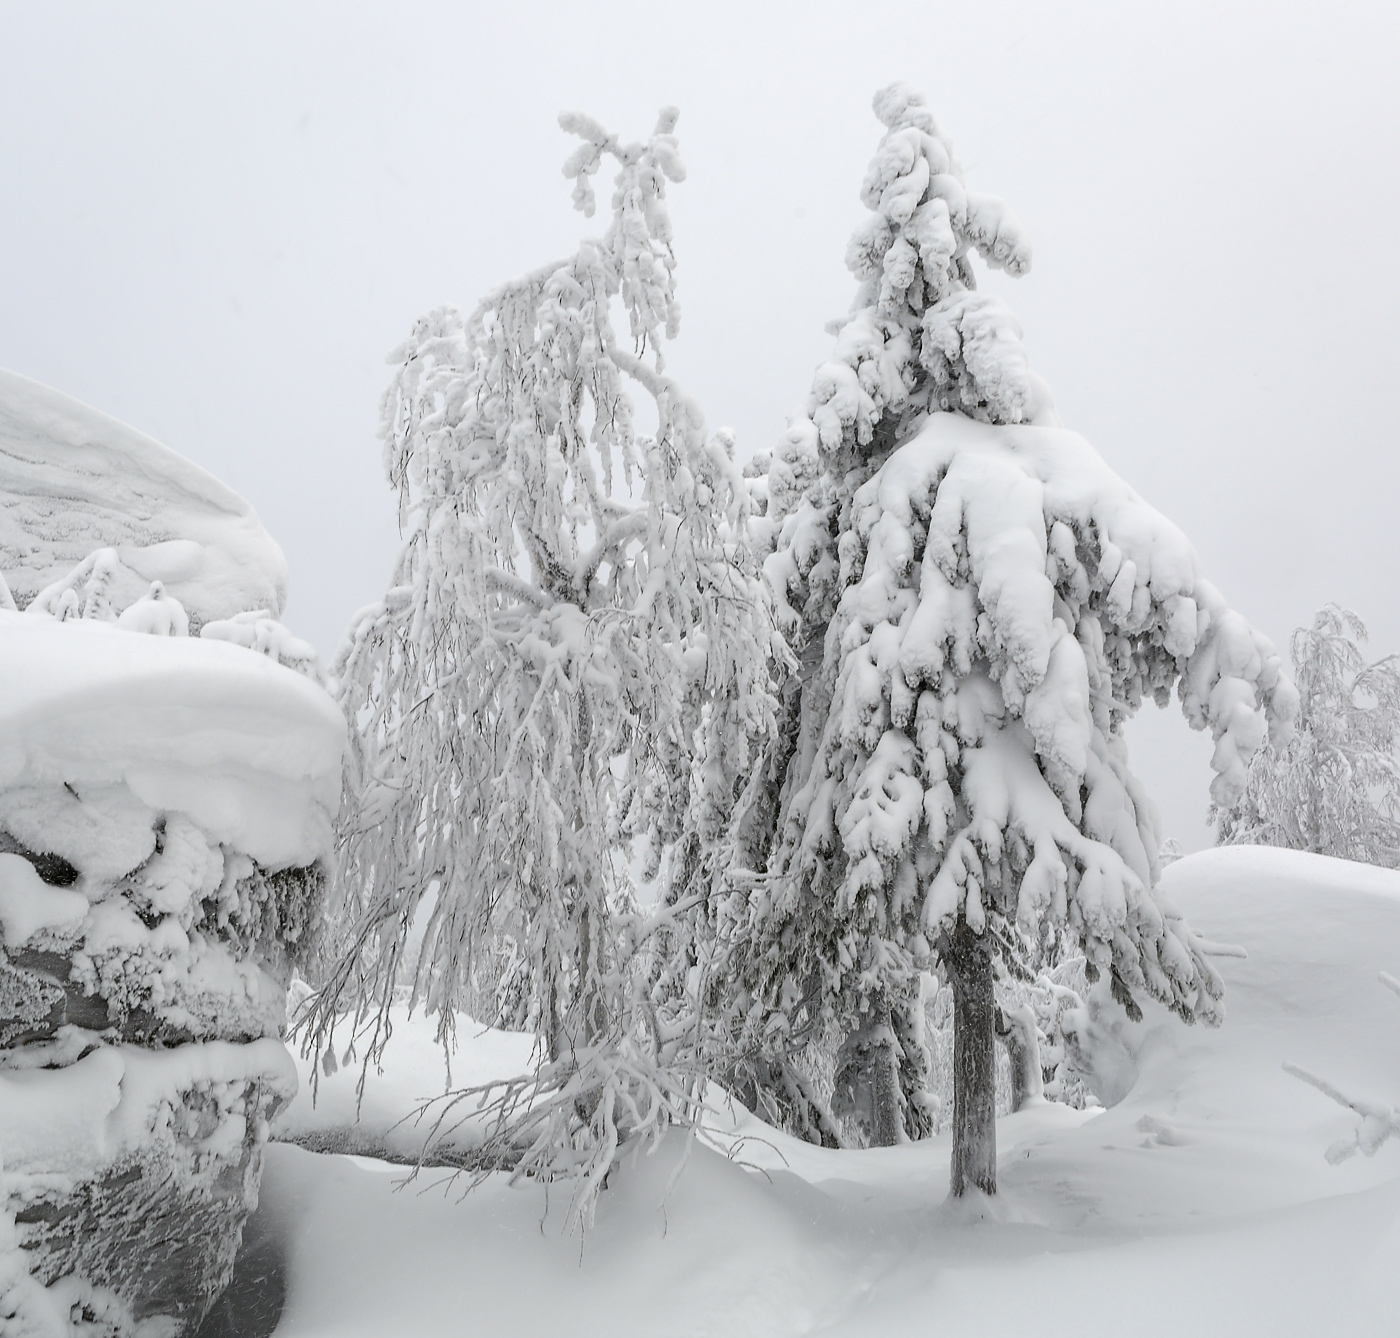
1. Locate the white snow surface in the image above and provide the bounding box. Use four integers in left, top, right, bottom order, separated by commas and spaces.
0, 610, 344, 869
276, 1009, 538, 1163
263, 846, 1400, 1335
0, 368, 288, 623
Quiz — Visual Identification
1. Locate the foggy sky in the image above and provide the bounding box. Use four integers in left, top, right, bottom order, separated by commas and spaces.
2, 0, 1397, 851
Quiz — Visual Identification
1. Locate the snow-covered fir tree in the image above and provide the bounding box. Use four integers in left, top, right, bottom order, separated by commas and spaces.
730, 84, 1298, 1194
1215, 605, 1400, 867
308, 109, 781, 1224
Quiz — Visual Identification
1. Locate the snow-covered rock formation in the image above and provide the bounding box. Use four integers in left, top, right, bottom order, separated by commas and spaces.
0, 374, 342, 1336
0, 369, 288, 627
0, 611, 343, 1335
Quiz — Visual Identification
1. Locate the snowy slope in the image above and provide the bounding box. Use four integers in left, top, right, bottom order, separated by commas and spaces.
0, 368, 287, 623
0, 610, 343, 868
257, 846, 1400, 1337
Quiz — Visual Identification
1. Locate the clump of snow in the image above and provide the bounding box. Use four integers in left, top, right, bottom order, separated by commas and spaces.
0, 783, 158, 885
113, 580, 188, 637
0, 610, 343, 870
0, 1046, 125, 1177
0, 853, 87, 948
0, 1038, 294, 1178
0, 368, 288, 625
200, 609, 322, 679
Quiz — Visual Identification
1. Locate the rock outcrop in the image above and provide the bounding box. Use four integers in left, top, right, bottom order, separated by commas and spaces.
0, 612, 343, 1335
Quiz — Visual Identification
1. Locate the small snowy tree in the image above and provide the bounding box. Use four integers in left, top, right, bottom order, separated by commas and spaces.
1216, 605, 1400, 867
730, 85, 1297, 1194
307, 109, 781, 1224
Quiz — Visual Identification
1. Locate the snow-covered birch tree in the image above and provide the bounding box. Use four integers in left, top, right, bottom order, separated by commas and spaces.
306, 108, 781, 1224
730, 85, 1298, 1194
1215, 605, 1400, 867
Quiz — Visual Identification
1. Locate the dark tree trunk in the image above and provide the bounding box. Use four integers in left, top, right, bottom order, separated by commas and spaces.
833, 991, 903, 1147
947, 919, 997, 1196
996, 1001, 1044, 1113
869, 1029, 903, 1147
862, 990, 903, 1148
891, 975, 934, 1140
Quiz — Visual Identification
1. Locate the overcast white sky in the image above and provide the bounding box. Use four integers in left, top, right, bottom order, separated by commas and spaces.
2, 0, 1397, 850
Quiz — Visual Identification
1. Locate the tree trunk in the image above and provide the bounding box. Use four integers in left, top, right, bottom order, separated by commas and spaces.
869, 1039, 903, 1147
833, 991, 904, 1147
891, 974, 934, 1140
577, 901, 608, 1044
867, 993, 903, 1148
948, 919, 997, 1196
996, 1001, 1044, 1113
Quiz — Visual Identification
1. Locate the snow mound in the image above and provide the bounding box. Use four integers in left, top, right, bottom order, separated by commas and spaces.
0, 368, 288, 624
0, 610, 343, 869
251, 846, 1400, 1336
1135, 845, 1400, 1148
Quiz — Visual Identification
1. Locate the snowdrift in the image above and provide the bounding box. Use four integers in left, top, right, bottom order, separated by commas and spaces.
0, 368, 288, 624
260, 846, 1400, 1337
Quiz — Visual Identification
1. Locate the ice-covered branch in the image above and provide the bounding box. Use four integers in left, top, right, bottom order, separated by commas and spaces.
1284, 1061, 1400, 1163
1285, 968, 1400, 1163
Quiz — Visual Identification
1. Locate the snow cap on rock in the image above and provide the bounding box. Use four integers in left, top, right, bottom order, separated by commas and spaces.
0, 611, 344, 869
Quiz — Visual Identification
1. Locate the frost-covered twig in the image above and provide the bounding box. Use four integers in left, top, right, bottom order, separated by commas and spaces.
1215, 605, 1400, 867
400, 1028, 712, 1232
1284, 969, 1400, 1163
1284, 1061, 1400, 1163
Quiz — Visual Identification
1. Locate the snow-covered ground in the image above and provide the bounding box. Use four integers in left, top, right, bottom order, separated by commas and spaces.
260, 846, 1400, 1336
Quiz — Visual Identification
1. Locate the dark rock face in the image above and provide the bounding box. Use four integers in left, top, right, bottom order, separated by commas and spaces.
189, 1184, 287, 1338
2, 834, 317, 1335
15, 1080, 284, 1335
0, 831, 81, 887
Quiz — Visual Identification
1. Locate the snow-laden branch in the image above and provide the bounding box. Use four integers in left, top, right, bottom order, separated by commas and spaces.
1285, 969, 1400, 1164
